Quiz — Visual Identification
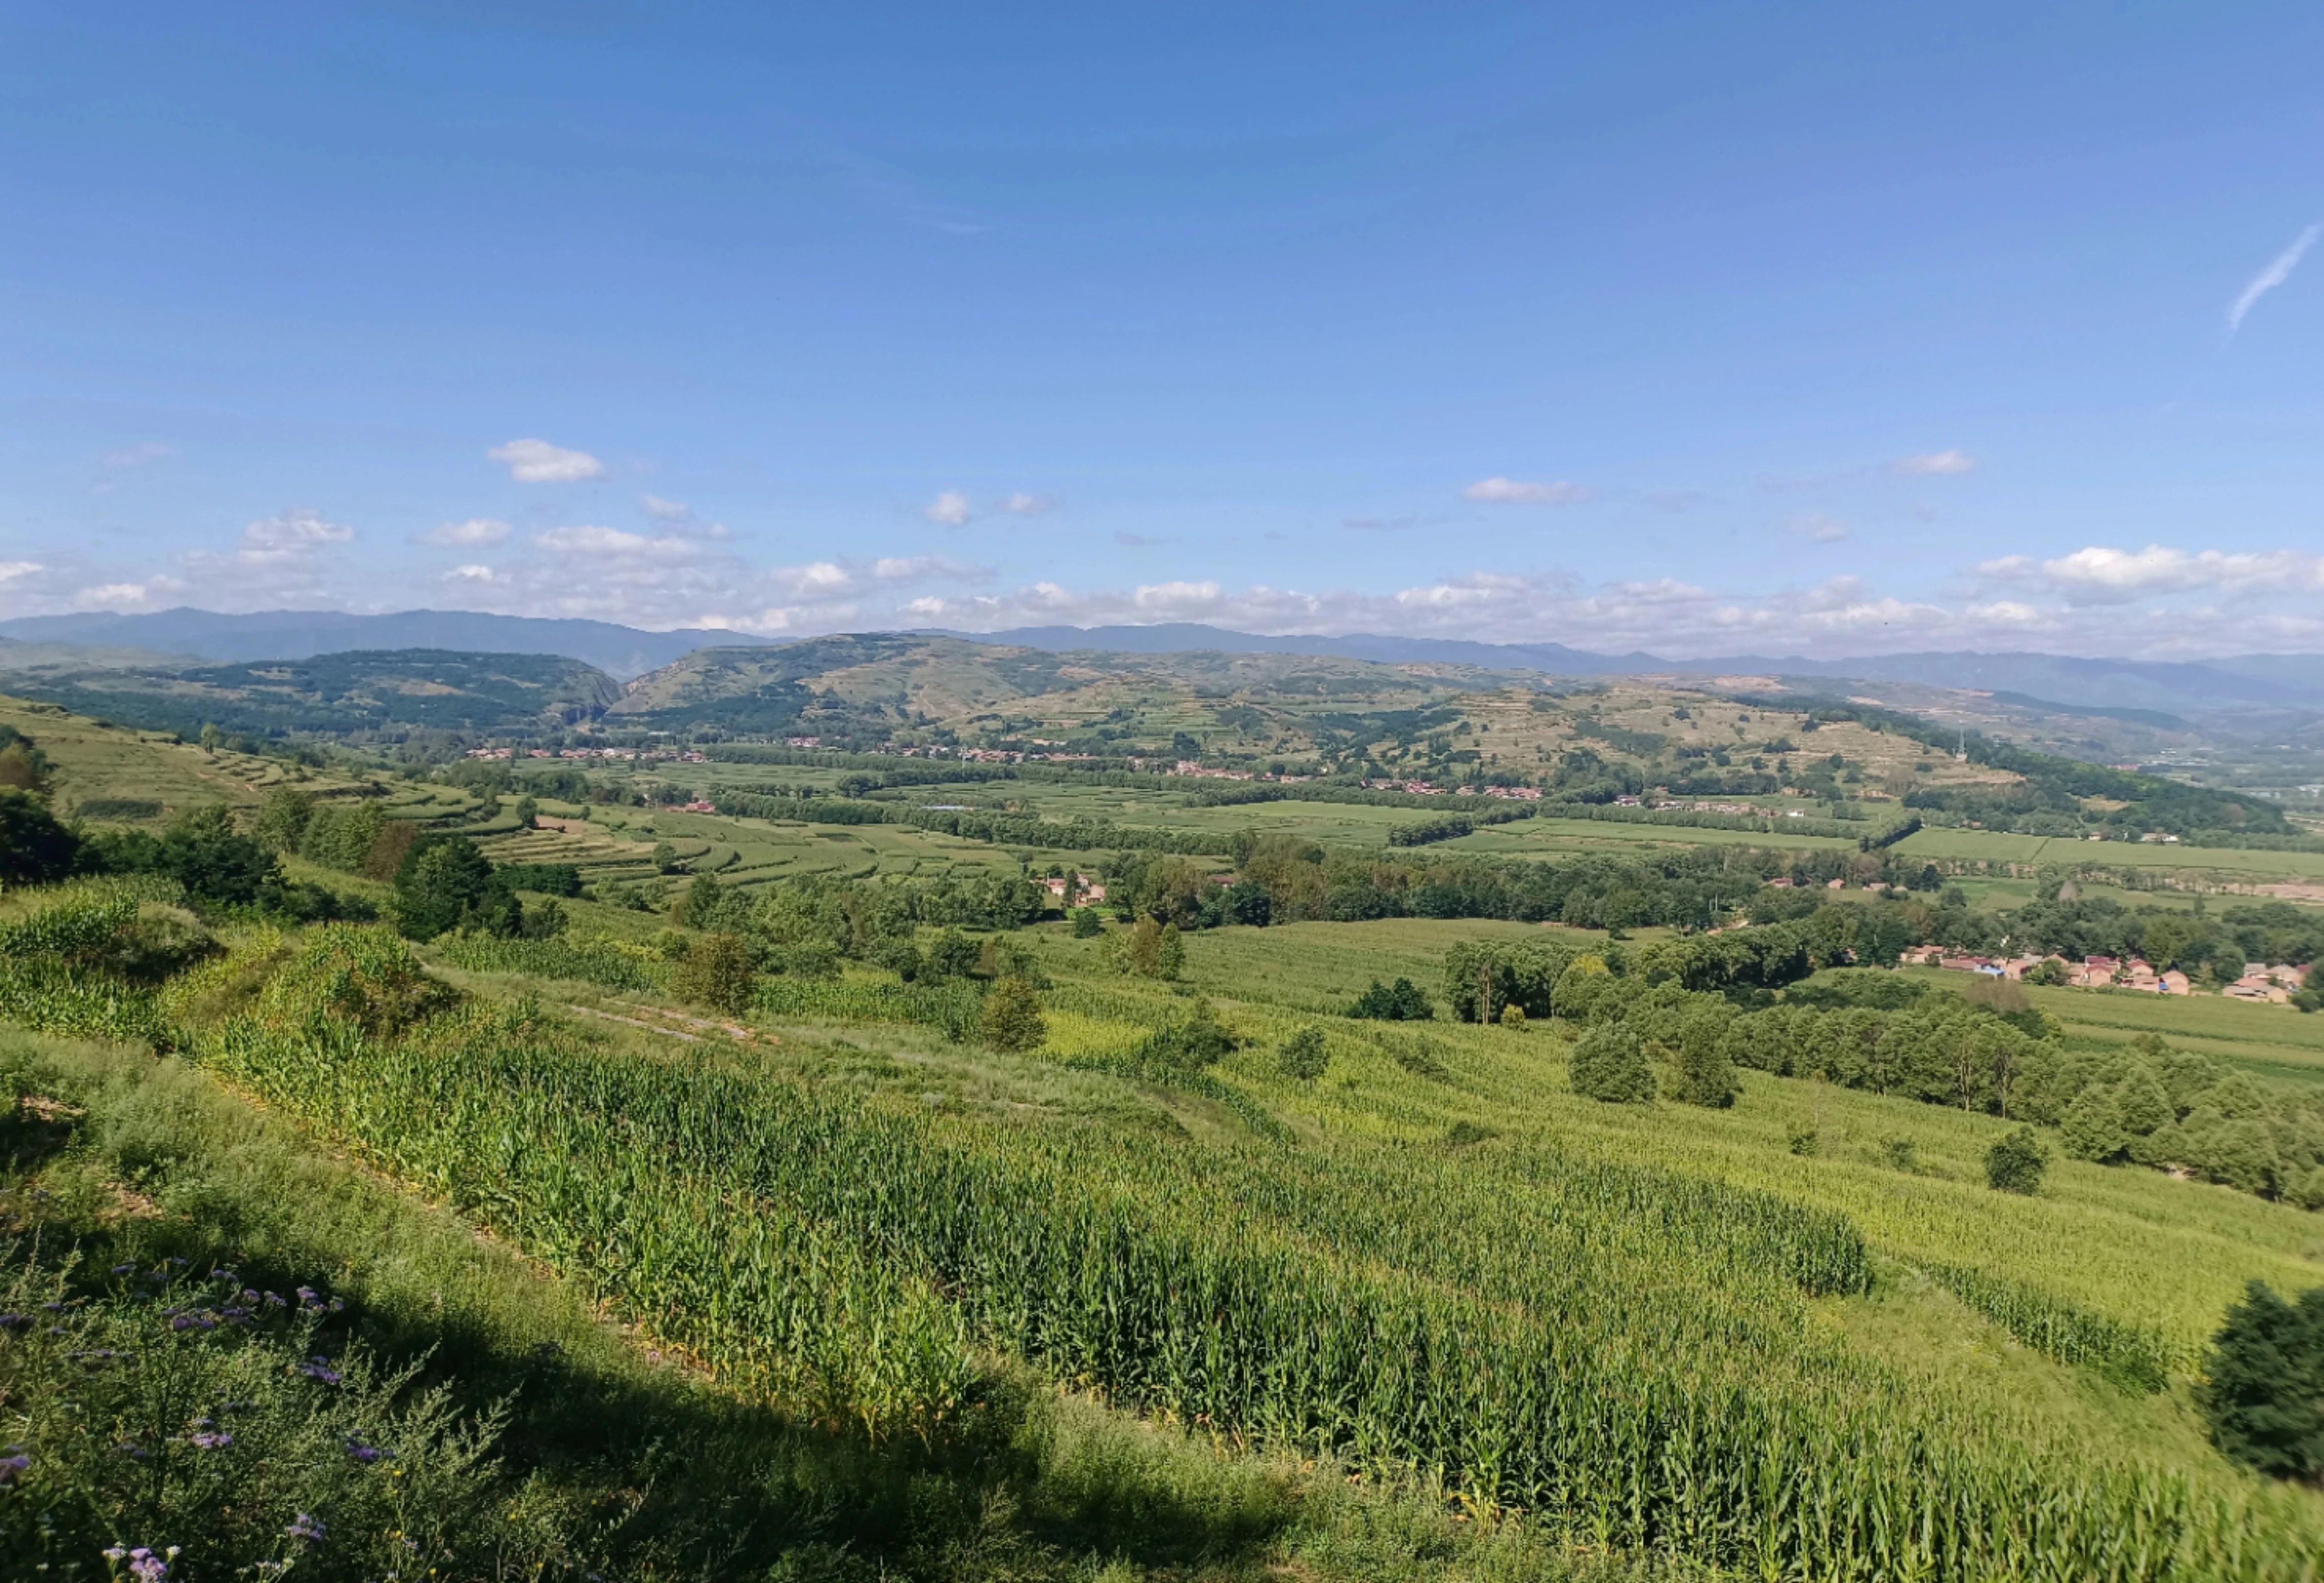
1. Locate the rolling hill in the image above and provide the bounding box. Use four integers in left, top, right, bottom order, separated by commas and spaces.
0, 648, 621, 739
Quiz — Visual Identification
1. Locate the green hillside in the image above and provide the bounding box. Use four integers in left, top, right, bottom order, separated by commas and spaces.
8, 688, 2324, 1578
3, 647, 620, 738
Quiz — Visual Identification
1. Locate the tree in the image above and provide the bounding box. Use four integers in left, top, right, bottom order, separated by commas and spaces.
1570, 1024, 1654, 1104
1671, 1038, 1738, 1108
2197, 1281, 2324, 1483
926, 927, 981, 979
2116, 1067, 2174, 1137
651, 840, 683, 875
2060, 1085, 2128, 1162
1278, 1025, 1329, 1084
0, 788, 79, 884
1349, 977, 1433, 1021
1156, 922, 1184, 981
980, 975, 1048, 1053
512, 795, 539, 830
0, 726, 54, 795
1985, 1125, 2048, 1195
161, 805, 281, 906
251, 786, 314, 853
1071, 906, 1102, 938
674, 932, 757, 1016
392, 837, 510, 941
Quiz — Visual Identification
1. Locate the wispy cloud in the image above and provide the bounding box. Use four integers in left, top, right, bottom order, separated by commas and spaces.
925, 490, 973, 526
490, 438, 605, 483
1789, 514, 1851, 543
1461, 476, 1588, 504
2228, 223, 2320, 334
416, 518, 511, 547
998, 492, 1055, 516
0, 560, 42, 584
1893, 450, 1974, 476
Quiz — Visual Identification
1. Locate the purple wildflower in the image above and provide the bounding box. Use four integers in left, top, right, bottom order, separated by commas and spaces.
263, 1291, 287, 1308
111, 1263, 136, 1276
295, 1286, 322, 1310
0, 1312, 29, 1331
0, 1451, 28, 1485
125, 1546, 176, 1583
189, 1431, 232, 1450
345, 1436, 388, 1464
296, 1356, 341, 1385
286, 1512, 326, 1546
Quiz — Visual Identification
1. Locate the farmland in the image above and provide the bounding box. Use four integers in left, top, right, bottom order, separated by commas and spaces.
8, 675, 2324, 1579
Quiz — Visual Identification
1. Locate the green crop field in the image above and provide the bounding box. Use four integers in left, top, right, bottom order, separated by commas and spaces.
13, 690, 2324, 1579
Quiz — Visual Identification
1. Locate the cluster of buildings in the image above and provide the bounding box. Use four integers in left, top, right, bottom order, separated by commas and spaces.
463, 745, 707, 764
1611, 796, 1808, 817
1902, 945, 2311, 1002
1042, 872, 1107, 906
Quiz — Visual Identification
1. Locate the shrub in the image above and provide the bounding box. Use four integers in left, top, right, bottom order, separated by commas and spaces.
2197, 1281, 2324, 1482
1671, 1038, 1738, 1108
1786, 1120, 1820, 1157
1498, 1003, 1526, 1030
1135, 999, 1237, 1071
1071, 906, 1102, 937
0, 789, 82, 884
1348, 977, 1433, 1021
1880, 1136, 1918, 1172
672, 932, 757, 1017
393, 837, 517, 942
1570, 1024, 1654, 1104
1985, 1126, 2048, 1195
1277, 1025, 1329, 1084
978, 975, 1047, 1053
1156, 922, 1184, 981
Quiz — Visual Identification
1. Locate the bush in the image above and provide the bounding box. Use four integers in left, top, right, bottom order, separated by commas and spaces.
0, 787, 79, 883
1278, 1025, 1329, 1084
393, 837, 518, 942
1348, 977, 1433, 1021
1985, 1125, 2048, 1195
1786, 1121, 1820, 1157
1071, 906, 1102, 937
1570, 1024, 1654, 1104
1498, 1003, 1526, 1030
2197, 1281, 2324, 1482
672, 932, 757, 1016
978, 975, 1047, 1053
1134, 999, 1238, 1071
1671, 1037, 1738, 1108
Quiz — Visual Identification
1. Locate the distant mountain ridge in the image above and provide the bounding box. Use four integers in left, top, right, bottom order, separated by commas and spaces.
0, 607, 777, 680
5, 607, 2321, 714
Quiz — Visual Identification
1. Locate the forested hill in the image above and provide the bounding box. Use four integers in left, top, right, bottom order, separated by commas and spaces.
0, 648, 620, 738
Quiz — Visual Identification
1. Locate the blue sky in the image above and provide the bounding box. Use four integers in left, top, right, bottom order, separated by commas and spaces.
5, 1, 2323, 657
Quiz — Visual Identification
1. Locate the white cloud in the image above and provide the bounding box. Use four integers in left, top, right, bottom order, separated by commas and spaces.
2229, 223, 2320, 333
1893, 450, 1975, 476
998, 492, 1055, 516
490, 438, 605, 483
532, 524, 686, 556
900, 596, 952, 618
77, 582, 155, 608
1978, 543, 2324, 603
0, 561, 41, 584
925, 490, 973, 526
1461, 476, 1588, 504
1133, 580, 1223, 611
1789, 514, 1852, 543
774, 561, 853, 596
98, 441, 172, 472
417, 518, 511, 547
237, 508, 353, 564
641, 494, 691, 522
444, 564, 504, 584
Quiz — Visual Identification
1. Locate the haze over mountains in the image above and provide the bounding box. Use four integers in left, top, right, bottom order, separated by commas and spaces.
5, 606, 2322, 715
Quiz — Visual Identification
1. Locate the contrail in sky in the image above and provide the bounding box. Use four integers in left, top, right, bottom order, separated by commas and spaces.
2227, 222, 2320, 333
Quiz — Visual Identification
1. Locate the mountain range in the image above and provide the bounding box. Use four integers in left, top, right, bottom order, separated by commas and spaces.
4, 607, 2321, 714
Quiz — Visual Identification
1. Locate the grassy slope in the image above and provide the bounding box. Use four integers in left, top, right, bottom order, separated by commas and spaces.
1, 1023, 1669, 1582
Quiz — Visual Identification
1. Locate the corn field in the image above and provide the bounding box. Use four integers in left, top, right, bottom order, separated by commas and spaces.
164, 929, 2323, 1583
1923, 1260, 2175, 1394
